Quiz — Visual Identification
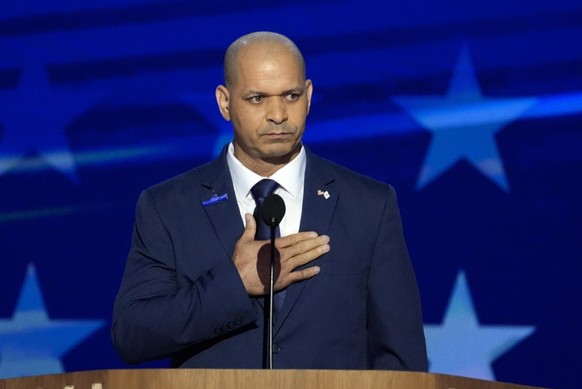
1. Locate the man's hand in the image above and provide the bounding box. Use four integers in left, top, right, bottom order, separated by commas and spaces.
233, 213, 329, 296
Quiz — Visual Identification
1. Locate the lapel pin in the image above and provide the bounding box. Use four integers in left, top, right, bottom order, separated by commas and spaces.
202, 193, 228, 206
317, 189, 330, 199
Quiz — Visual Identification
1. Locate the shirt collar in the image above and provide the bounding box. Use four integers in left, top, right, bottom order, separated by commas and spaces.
226, 142, 306, 200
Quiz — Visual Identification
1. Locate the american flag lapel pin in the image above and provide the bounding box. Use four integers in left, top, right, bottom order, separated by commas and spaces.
317, 189, 330, 199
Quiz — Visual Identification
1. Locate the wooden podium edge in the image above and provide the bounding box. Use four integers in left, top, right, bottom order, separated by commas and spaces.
0, 368, 546, 389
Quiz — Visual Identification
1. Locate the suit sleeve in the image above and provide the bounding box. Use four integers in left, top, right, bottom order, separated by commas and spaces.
367, 185, 428, 371
111, 190, 257, 364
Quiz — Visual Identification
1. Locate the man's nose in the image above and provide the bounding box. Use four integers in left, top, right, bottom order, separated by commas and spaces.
266, 97, 288, 124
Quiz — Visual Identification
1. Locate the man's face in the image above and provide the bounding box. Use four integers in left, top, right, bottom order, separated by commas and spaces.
216, 44, 312, 172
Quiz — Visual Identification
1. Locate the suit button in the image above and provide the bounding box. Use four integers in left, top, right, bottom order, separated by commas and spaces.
272, 343, 281, 354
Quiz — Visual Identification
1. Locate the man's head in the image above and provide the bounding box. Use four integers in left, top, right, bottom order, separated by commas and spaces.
216, 32, 313, 176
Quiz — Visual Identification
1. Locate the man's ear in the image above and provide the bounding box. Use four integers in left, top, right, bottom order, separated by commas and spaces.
215, 85, 231, 121
305, 79, 313, 115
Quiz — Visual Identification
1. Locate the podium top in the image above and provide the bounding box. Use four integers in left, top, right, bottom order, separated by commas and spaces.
0, 369, 545, 389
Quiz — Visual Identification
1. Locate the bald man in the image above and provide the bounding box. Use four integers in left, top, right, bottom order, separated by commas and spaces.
112, 32, 427, 371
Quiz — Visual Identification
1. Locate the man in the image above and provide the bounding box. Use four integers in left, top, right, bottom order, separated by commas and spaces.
112, 31, 427, 371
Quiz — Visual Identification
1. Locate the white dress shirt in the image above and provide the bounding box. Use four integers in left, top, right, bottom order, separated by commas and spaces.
226, 142, 305, 237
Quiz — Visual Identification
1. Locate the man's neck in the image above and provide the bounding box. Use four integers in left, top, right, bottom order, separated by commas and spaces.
234, 146, 301, 177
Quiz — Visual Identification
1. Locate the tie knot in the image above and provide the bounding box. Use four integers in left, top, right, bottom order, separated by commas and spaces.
251, 179, 279, 205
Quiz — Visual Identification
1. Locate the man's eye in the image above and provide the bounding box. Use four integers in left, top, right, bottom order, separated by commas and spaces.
286, 93, 300, 101
250, 96, 264, 103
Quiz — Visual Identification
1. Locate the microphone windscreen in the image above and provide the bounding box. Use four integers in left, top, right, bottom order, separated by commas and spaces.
261, 194, 286, 227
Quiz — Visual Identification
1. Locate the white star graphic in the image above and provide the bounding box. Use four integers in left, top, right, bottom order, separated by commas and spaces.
0, 264, 104, 379
0, 60, 103, 181
424, 271, 535, 380
392, 46, 539, 191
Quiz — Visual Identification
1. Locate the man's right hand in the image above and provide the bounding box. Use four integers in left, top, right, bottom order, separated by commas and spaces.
233, 213, 330, 296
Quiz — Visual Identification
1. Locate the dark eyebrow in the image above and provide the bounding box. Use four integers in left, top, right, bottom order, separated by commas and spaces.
243, 87, 304, 97
283, 88, 304, 95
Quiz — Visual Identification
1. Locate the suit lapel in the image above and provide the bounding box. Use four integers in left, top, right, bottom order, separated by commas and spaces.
200, 149, 265, 311
275, 150, 338, 332
199, 150, 243, 260
298, 153, 338, 235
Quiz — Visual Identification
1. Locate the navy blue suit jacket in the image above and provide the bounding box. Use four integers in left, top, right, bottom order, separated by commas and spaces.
112, 146, 427, 371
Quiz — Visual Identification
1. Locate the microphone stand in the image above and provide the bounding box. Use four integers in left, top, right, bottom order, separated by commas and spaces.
267, 220, 276, 369
260, 193, 285, 370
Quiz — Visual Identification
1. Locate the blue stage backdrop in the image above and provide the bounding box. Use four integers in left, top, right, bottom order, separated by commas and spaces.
1, 1, 581, 388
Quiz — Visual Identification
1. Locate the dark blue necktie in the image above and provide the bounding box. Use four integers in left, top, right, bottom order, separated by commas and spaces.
251, 179, 280, 241
251, 179, 285, 315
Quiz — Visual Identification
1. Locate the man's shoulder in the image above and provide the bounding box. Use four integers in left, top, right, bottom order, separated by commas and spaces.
308, 150, 394, 194
144, 157, 224, 198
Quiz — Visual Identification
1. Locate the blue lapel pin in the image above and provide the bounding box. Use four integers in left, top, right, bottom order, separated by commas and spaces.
202, 193, 228, 206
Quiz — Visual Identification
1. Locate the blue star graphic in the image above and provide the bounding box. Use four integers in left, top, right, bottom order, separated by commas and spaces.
182, 92, 232, 157
392, 46, 539, 191
424, 271, 535, 380
0, 60, 103, 181
0, 264, 104, 379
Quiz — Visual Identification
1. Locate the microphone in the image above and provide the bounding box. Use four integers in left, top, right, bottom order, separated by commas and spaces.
260, 193, 286, 228
259, 193, 285, 370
